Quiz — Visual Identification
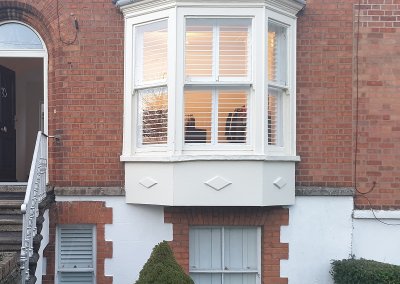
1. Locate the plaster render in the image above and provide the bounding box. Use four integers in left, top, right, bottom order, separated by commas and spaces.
353, 211, 400, 265
280, 196, 353, 284
55, 196, 172, 283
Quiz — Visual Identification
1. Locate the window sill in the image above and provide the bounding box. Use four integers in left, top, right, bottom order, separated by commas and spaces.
120, 154, 300, 162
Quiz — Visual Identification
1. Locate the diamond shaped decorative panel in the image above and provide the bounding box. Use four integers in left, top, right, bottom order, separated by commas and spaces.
139, 177, 158, 189
273, 177, 287, 189
204, 176, 232, 191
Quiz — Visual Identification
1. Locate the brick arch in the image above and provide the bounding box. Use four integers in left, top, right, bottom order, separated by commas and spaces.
0, 1, 57, 54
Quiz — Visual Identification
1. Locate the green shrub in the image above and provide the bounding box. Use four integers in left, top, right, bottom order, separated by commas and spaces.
330, 258, 400, 284
135, 241, 194, 284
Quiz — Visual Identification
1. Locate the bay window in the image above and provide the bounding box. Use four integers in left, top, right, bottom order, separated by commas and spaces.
120, 1, 304, 207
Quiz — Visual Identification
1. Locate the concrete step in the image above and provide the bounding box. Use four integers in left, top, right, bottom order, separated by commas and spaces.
0, 200, 23, 215
0, 231, 22, 252
0, 215, 23, 232
0, 185, 26, 201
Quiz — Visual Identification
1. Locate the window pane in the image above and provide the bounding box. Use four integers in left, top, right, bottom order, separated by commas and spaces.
190, 273, 222, 284
219, 20, 250, 78
224, 274, 257, 284
135, 20, 168, 84
0, 23, 43, 50
267, 88, 283, 146
138, 87, 168, 145
185, 19, 214, 78
224, 227, 258, 271
268, 22, 287, 85
189, 227, 222, 270
185, 88, 248, 145
218, 90, 247, 143
185, 19, 250, 81
184, 89, 212, 143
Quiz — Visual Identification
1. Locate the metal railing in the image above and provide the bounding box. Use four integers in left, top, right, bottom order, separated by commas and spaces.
20, 131, 48, 283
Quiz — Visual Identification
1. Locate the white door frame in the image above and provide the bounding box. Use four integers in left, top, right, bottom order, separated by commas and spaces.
0, 21, 48, 184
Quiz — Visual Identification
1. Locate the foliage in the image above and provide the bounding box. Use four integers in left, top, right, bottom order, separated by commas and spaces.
330, 257, 400, 284
135, 241, 194, 284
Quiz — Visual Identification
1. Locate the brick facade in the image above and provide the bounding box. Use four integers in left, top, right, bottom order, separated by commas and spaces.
296, 0, 400, 209
43, 201, 113, 284
0, 0, 124, 187
165, 207, 289, 284
353, 0, 400, 209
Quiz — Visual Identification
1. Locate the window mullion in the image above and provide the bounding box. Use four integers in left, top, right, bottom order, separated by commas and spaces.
213, 22, 219, 81
212, 88, 218, 145
221, 227, 225, 283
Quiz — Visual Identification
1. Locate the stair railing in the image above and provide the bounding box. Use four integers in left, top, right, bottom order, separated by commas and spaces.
20, 131, 48, 283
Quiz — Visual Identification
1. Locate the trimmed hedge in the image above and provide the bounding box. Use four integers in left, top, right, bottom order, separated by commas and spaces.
331, 258, 400, 284
135, 241, 194, 284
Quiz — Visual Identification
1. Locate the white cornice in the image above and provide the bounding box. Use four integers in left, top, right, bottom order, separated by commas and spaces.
265, 0, 305, 17
119, 0, 305, 17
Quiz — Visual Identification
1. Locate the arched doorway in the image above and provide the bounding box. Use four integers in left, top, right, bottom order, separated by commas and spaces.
0, 21, 48, 182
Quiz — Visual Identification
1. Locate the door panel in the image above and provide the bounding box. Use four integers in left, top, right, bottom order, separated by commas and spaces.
0, 65, 16, 181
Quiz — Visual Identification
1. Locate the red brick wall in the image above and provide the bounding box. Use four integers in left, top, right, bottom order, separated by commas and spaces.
296, 0, 355, 188
43, 202, 113, 284
0, 0, 124, 187
165, 207, 289, 284
353, 0, 400, 209
296, 0, 400, 209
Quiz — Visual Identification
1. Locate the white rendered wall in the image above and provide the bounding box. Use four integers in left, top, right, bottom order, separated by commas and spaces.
281, 196, 354, 284
55, 196, 172, 284
35, 209, 49, 284
352, 210, 400, 265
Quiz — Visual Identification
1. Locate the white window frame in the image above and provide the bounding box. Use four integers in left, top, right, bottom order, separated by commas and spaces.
265, 10, 297, 156
121, 5, 298, 160
189, 226, 262, 284
176, 7, 263, 155
123, 9, 176, 156
55, 224, 96, 284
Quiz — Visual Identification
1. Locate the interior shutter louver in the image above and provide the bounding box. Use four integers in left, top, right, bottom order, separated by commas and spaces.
57, 225, 95, 284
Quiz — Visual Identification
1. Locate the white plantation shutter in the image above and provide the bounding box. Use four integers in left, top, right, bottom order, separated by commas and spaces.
268, 22, 287, 85
185, 18, 251, 82
57, 225, 95, 284
267, 21, 288, 147
135, 20, 168, 85
184, 88, 248, 144
189, 227, 260, 284
267, 88, 283, 146
185, 20, 214, 79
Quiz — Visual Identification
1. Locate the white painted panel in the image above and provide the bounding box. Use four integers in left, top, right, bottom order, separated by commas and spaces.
262, 161, 295, 205
280, 196, 353, 284
174, 161, 263, 206
125, 162, 174, 205
353, 214, 400, 265
125, 160, 296, 206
